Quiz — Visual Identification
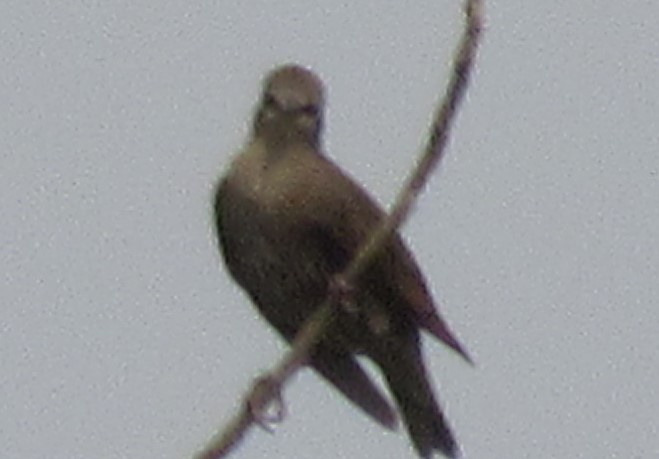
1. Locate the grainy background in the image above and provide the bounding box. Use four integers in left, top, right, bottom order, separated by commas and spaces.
2, 1, 658, 458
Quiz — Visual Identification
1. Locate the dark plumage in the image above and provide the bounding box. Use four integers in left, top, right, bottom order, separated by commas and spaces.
214, 64, 470, 458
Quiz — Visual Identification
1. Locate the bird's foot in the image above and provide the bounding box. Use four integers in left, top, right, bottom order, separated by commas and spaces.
248, 374, 286, 432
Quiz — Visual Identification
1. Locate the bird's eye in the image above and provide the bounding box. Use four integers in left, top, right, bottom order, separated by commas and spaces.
262, 93, 277, 108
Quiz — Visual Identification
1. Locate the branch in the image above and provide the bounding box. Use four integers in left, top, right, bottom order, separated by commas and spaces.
195, 1, 484, 457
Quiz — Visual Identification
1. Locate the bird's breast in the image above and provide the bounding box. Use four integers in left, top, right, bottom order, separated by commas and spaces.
226, 158, 310, 255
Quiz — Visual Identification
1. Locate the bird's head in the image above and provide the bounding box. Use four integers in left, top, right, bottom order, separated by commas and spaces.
253, 64, 325, 148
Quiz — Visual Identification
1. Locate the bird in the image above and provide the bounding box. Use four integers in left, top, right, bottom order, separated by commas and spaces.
213, 63, 471, 458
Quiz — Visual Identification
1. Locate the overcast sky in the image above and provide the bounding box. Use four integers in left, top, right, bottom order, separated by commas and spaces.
2, 1, 658, 458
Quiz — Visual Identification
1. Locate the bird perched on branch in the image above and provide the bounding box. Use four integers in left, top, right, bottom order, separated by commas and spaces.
213, 63, 471, 458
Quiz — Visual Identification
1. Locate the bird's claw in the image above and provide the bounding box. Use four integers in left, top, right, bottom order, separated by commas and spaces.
248, 374, 286, 432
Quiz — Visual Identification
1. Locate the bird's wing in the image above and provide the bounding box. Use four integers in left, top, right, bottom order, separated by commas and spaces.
310, 345, 398, 430
299, 154, 471, 363
382, 238, 472, 363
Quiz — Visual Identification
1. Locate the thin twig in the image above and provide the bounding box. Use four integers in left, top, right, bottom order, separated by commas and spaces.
196, 1, 484, 457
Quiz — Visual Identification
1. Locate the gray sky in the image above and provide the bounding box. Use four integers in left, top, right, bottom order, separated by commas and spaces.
2, 1, 658, 458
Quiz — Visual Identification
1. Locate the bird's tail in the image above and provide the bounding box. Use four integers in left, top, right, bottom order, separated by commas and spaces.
311, 346, 398, 430
380, 345, 458, 459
